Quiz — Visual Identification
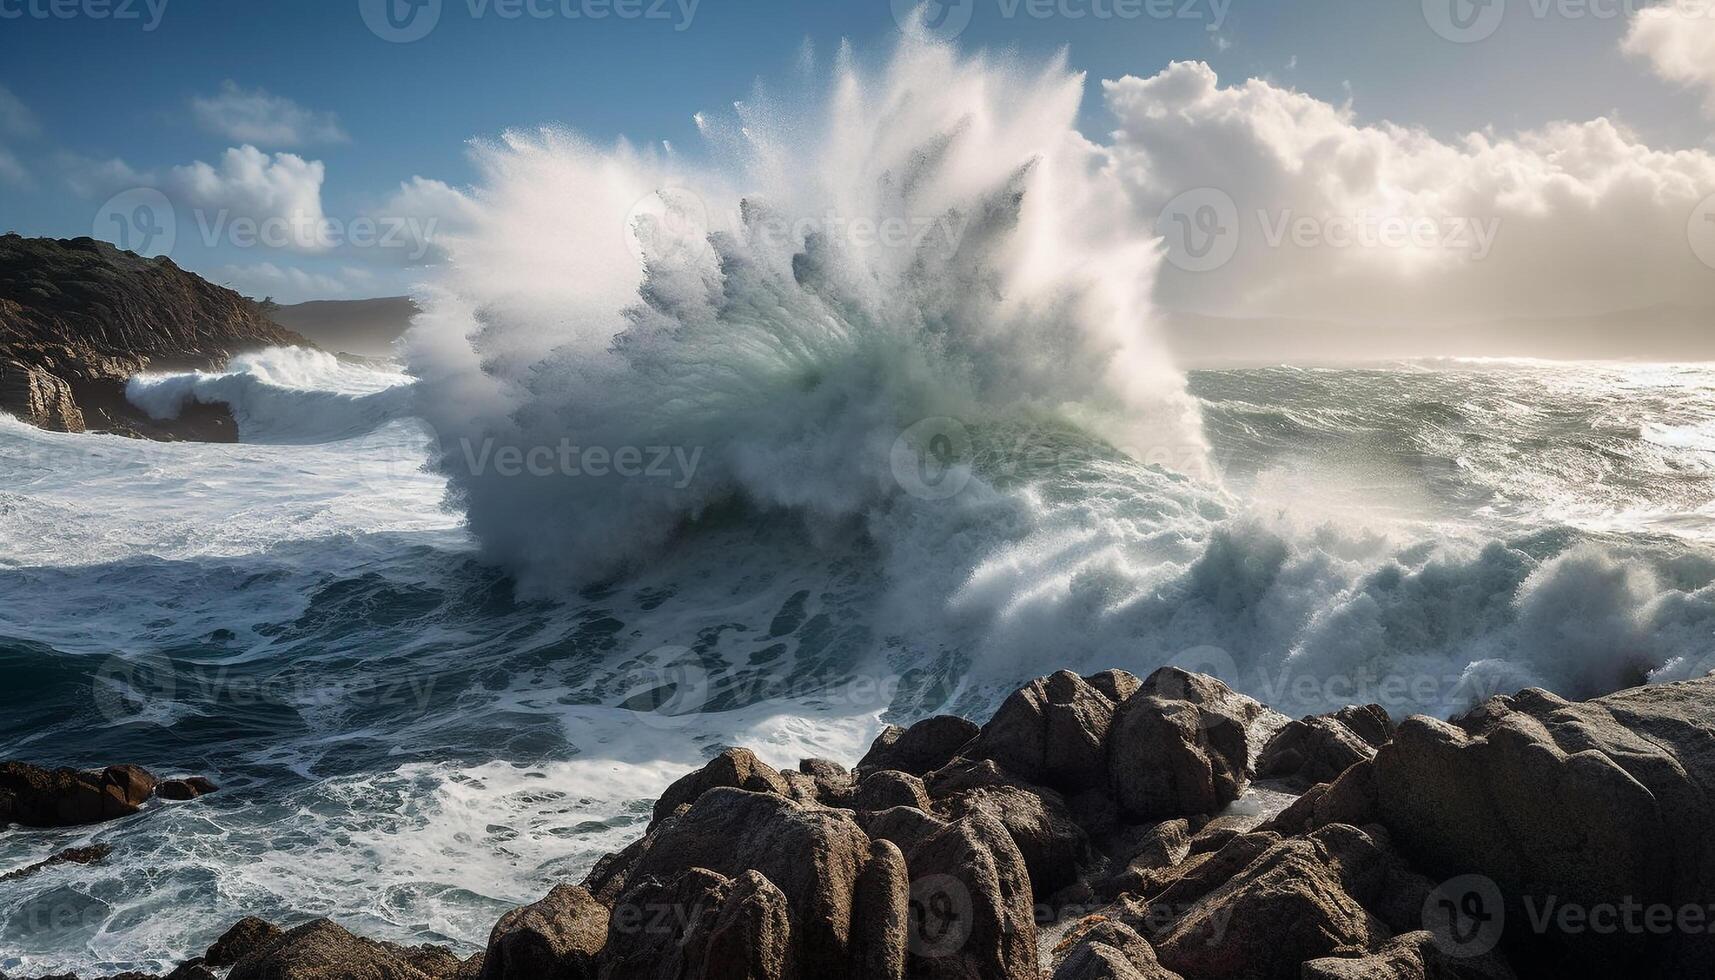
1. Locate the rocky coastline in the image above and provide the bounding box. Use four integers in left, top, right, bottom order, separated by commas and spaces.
0, 234, 309, 441
4, 667, 1713, 979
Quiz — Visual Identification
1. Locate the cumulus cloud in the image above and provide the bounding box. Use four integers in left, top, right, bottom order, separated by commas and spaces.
365, 176, 483, 264
1624, 0, 1715, 116
191, 81, 348, 147
1107, 61, 1715, 324
65, 145, 331, 252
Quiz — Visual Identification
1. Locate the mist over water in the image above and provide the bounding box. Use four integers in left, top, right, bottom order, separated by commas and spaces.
6, 30, 1715, 979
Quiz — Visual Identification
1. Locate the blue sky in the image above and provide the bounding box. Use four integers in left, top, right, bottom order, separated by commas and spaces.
2, 0, 1713, 305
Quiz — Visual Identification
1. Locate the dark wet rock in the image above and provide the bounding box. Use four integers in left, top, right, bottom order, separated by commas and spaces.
1093, 819, 1192, 900
858, 715, 979, 776
1085, 669, 1143, 705
1152, 825, 1391, 980
1258, 705, 1393, 786
1051, 918, 1184, 980
968, 670, 1117, 792
225, 918, 426, 979
158, 777, 220, 801
1106, 669, 1271, 820
1375, 678, 1715, 977
902, 810, 1038, 980
853, 769, 932, 812
850, 839, 910, 980
205, 917, 285, 969
0, 762, 157, 828
927, 758, 1094, 897
627, 787, 903, 975
683, 870, 793, 980
650, 749, 789, 827
1302, 929, 1519, 980
479, 883, 607, 980
1132, 830, 1283, 930
602, 868, 730, 979
796, 758, 846, 779
1312, 758, 1379, 829
1, 843, 112, 882
857, 805, 952, 857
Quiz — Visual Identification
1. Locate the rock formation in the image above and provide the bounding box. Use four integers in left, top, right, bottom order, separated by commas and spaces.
10, 670, 1715, 979
0, 234, 309, 439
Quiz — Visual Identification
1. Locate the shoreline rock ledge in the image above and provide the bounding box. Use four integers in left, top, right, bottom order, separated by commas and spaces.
8, 668, 1715, 979
0, 233, 310, 440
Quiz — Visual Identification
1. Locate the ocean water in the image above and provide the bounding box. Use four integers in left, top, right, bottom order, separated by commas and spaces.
7, 31, 1715, 977
5, 352, 1715, 975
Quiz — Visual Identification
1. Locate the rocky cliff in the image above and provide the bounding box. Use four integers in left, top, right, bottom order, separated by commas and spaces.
0, 234, 310, 440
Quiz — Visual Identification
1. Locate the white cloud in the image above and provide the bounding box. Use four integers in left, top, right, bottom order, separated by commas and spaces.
1106, 62, 1715, 323
369, 176, 482, 263
208, 261, 377, 300
191, 81, 348, 147
168, 145, 329, 248
65, 145, 331, 252
0, 147, 28, 188
1624, 0, 1715, 116
0, 85, 39, 139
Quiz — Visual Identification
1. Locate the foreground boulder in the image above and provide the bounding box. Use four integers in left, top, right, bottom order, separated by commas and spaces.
968, 670, 1121, 793
480, 884, 606, 980
857, 715, 979, 776
1375, 679, 1715, 977
226, 918, 470, 979
1257, 704, 1393, 786
1107, 669, 1277, 820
